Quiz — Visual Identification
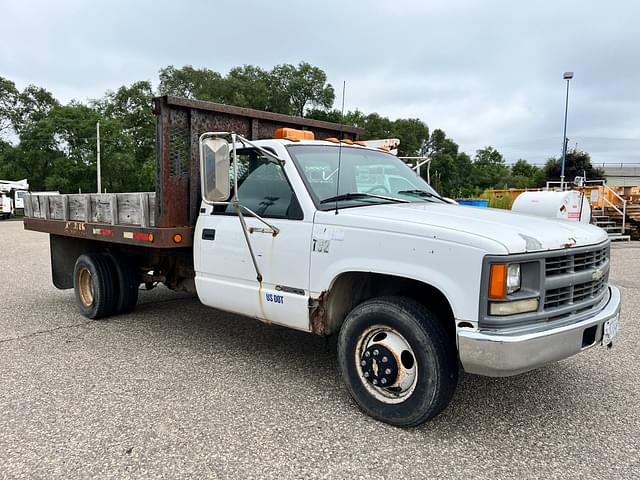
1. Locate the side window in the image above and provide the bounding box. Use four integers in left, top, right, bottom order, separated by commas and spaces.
218, 150, 302, 219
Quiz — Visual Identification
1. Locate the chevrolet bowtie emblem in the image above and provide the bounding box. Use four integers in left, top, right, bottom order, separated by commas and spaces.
592, 269, 604, 281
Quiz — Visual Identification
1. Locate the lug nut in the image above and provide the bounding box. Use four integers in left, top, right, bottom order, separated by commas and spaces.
364, 372, 369, 378
382, 356, 388, 363
373, 349, 379, 356
385, 368, 391, 375
381, 378, 387, 385
361, 360, 367, 367
365, 351, 370, 358
373, 379, 378, 385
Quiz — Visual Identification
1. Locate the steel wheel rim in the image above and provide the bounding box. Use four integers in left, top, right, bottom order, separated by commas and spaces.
354, 324, 418, 404
78, 267, 94, 307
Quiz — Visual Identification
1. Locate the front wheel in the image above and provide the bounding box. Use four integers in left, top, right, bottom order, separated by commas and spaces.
337, 296, 458, 427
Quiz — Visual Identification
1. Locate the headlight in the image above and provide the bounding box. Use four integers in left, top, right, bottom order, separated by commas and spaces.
507, 264, 521, 294
488, 262, 521, 299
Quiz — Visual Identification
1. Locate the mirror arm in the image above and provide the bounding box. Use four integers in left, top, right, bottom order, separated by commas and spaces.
232, 200, 263, 283
235, 135, 284, 164
239, 205, 280, 236
226, 133, 261, 282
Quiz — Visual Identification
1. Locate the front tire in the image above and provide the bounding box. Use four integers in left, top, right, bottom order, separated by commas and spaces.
337, 296, 458, 427
73, 254, 117, 319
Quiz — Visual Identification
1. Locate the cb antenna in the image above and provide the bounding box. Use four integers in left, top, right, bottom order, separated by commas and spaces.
335, 80, 346, 215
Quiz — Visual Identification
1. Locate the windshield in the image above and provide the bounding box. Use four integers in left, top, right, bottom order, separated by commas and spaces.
287, 145, 444, 209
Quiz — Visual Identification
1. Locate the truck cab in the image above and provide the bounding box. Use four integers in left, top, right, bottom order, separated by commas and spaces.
192, 130, 620, 425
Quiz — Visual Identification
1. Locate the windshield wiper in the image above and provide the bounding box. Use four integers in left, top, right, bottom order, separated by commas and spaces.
320, 192, 410, 205
397, 189, 448, 203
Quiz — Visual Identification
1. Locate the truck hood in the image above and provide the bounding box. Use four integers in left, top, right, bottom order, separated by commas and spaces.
331, 203, 608, 254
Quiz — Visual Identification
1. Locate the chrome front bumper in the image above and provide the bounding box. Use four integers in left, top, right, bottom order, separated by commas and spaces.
458, 286, 621, 377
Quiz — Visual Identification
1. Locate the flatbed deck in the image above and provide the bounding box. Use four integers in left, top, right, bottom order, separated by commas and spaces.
24, 192, 192, 248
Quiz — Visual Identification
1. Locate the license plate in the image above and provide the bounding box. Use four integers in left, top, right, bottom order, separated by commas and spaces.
602, 315, 620, 346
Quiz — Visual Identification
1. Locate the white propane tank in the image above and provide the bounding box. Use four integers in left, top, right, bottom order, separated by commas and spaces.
511, 191, 591, 224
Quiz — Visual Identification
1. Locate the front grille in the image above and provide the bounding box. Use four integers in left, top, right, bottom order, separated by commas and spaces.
545, 245, 608, 276
543, 245, 609, 315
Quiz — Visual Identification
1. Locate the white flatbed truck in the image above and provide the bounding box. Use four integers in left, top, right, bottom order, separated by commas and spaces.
23, 96, 621, 426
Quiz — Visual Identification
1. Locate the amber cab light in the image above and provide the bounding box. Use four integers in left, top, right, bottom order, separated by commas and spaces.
273, 128, 314, 141
488, 263, 507, 299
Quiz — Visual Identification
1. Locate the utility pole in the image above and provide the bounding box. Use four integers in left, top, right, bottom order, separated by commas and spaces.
560, 72, 573, 190
96, 121, 101, 193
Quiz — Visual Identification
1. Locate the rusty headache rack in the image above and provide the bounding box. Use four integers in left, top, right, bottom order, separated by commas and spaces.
23, 96, 365, 248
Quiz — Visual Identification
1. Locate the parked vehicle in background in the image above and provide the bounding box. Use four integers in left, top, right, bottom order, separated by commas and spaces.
0, 179, 29, 219
23, 96, 621, 426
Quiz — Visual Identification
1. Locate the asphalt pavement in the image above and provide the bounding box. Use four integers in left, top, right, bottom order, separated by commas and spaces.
0, 220, 638, 479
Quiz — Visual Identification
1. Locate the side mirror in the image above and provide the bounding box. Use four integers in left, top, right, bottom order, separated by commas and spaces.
200, 137, 230, 203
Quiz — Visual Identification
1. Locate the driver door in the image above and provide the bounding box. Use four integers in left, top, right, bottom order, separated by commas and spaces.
194, 149, 313, 331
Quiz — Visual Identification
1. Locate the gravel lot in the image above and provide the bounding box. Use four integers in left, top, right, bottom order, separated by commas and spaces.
1, 220, 638, 479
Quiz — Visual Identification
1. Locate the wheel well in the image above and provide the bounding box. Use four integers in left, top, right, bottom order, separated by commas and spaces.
310, 272, 455, 342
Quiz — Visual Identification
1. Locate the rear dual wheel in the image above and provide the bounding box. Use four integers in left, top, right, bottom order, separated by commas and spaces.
73, 253, 139, 319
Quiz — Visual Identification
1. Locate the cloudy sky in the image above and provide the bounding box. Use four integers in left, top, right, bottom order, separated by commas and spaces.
1, 0, 638, 165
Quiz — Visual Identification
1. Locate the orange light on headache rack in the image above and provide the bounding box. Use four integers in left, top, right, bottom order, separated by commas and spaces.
273, 128, 314, 141
173, 233, 183, 244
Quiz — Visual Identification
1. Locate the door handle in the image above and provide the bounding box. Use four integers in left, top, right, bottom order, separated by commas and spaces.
202, 229, 216, 241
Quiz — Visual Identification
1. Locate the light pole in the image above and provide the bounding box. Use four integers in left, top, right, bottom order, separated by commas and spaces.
560, 71, 573, 190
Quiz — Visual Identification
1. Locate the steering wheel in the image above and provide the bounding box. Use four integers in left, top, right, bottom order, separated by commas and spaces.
366, 185, 390, 194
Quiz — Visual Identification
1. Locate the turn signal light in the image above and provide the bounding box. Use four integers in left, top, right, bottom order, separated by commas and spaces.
173, 233, 183, 244
488, 263, 507, 299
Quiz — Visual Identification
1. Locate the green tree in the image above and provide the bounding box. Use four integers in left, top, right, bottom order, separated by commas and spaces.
158, 65, 224, 101
305, 108, 343, 124
473, 146, 510, 190
510, 159, 542, 188
13, 85, 59, 134
94, 81, 156, 191
0, 76, 19, 139
3, 84, 61, 190
269, 62, 334, 116
224, 65, 271, 110
541, 149, 604, 186
453, 152, 474, 197
392, 118, 429, 157
159, 62, 335, 117
360, 113, 395, 140
421, 129, 461, 196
